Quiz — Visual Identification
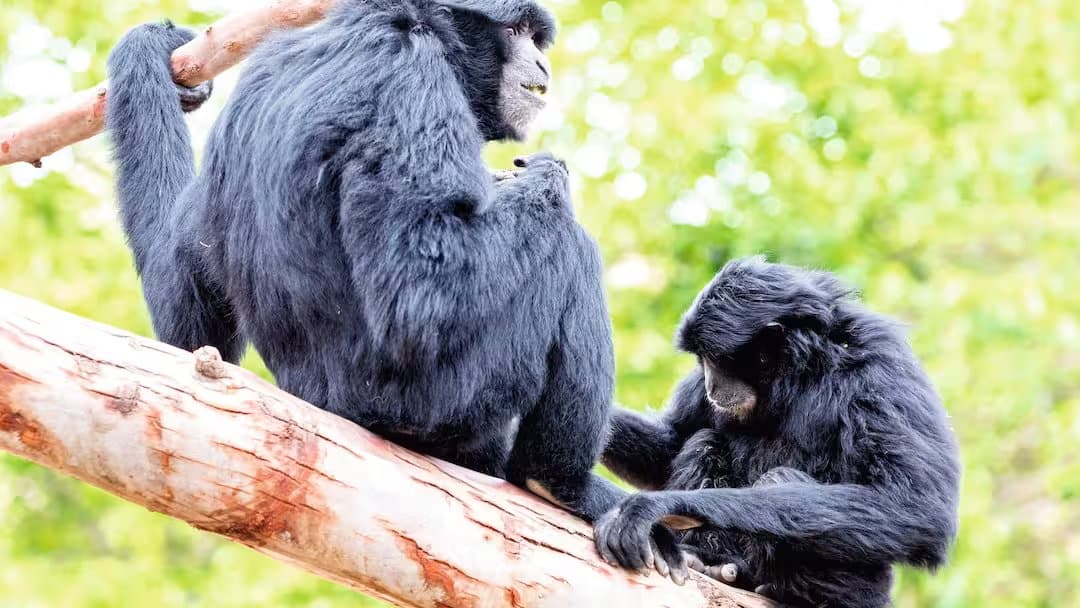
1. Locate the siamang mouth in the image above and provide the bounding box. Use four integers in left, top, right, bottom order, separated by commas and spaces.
520, 83, 548, 97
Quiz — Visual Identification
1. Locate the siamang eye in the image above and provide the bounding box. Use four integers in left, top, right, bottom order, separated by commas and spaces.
505, 26, 518, 37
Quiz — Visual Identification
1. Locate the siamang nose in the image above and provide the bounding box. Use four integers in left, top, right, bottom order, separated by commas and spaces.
535, 59, 549, 79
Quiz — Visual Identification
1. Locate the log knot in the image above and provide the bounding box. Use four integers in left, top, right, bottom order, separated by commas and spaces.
194, 346, 227, 379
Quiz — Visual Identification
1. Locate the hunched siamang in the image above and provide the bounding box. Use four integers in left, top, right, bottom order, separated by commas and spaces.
597, 257, 961, 606
105, 0, 680, 562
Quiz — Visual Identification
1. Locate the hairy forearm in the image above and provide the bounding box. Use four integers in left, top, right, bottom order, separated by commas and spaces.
665, 484, 948, 565
602, 409, 681, 490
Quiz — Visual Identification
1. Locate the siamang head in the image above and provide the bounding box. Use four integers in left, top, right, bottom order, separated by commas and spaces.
441, 0, 556, 141
676, 256, 856, 419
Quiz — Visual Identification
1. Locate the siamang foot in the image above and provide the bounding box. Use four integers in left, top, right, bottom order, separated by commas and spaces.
685, 551, 740, 584
177, 80, 213, 113
594, 494, 690, 584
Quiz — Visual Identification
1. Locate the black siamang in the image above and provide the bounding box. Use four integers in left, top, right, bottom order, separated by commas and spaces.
598, 257, 960, 607
104, 0, 680, 556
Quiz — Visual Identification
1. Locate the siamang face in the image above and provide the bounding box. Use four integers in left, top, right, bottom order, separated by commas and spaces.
496, 25, 551, 140
693, 322, 786, 421
449, 5, 555, 142
678, 256, 852, 420
698, 355, 758, 420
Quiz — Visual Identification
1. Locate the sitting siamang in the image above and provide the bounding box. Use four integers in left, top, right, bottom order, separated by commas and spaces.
104, 0, 681, 560
598, 257, 961, 607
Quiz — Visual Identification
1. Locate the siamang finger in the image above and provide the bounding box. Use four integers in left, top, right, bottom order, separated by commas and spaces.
593, 513, 619, 566
650, 537, 669, 578
669, 551, 689, 586
595, 533, 618, 567
177, 81, 213, 113
615, 523, 647, 571
683, 550, 706, 573
651, 525, 688, 585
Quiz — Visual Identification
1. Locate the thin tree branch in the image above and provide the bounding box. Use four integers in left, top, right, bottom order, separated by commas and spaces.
0, 0, 337, 167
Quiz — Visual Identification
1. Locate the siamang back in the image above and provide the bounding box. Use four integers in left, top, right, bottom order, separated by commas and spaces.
105, 0, 633, 526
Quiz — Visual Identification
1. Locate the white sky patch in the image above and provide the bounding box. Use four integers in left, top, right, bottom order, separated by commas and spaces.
672, 55, 703, 81
669, 197, 709, 226
669, 175, 737, 226
7, 19, 52, 55
851, 0, 968, 54
823, 137, 847, 161
805, 0, 843, 46
716, 151, 751, 187
607, 254, 664, 290
2, 19, 75, 101
656, 27, 680, 51
614, 171, 647, 200
619, 147, 641, 170
859, 55, 883, 78
574, 142, 610, 178
737, 73, 790, 113
566, 23, 601, 53
585, 92, 630, 135
2, 55, 72, 99
747, 171, 771, 195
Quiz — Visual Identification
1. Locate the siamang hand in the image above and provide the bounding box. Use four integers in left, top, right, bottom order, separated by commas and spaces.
594, 493, 690, 585
177, 80, 213, 113
504, 152, 572, 212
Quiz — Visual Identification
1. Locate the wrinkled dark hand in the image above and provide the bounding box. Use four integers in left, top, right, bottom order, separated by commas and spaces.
498, 152, 572, 212
594, 492, 690, 585
513, 151, 567, 175
177, 80, 213, 113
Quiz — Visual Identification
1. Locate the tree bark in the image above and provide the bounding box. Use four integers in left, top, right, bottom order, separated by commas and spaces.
0, 289, 774, 608
0, 0, 338, 167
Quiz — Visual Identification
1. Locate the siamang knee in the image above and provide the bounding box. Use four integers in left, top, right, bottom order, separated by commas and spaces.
757, 561, 893, 608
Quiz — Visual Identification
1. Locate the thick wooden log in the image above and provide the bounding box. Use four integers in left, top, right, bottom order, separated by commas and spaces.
0, 0, 337, 167
0, 289, 774, 608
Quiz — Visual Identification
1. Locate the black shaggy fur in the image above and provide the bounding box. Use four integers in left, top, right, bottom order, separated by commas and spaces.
598, 257, 961, 607
104, 0, 644, 529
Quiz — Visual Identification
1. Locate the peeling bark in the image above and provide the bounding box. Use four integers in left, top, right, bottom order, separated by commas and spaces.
0, 0, 337, 167
0, 290, 775, 608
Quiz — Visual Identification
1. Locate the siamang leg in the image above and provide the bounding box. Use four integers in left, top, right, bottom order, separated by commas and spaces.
509, 259, 690, 582
757, 562, 893, 608
505, 234, 619, 521
446, 433, 510, 480
143, 245, 244, 363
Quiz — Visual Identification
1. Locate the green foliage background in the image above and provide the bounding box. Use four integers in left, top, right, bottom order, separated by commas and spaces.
1, 0, 1077, 606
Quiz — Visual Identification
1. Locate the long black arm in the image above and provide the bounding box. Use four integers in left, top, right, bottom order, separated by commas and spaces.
597, 480, 955, 575
601, 409, 682, 490
603, 368, 716, 489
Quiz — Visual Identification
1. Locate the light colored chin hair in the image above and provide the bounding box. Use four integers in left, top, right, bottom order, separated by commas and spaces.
497, 90, 544, 141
